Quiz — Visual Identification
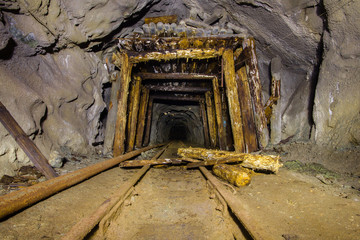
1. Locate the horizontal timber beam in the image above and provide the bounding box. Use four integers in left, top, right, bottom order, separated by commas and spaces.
145, 85, 211, 93
151, 94, 204, 102
136, 73, 216, 80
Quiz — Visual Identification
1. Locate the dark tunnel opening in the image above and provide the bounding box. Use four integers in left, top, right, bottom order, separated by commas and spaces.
168, 124, 189, 141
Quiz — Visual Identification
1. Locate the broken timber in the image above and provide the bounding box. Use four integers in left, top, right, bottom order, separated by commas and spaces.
213, 164, 252, 187
178, 147, 282, 173
0, 101, 58, 179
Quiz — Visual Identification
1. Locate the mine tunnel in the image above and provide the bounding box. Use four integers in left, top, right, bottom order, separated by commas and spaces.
0, 1, 360, 239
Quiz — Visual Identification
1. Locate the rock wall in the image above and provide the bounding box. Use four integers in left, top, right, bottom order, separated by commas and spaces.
313, 0, 360, 148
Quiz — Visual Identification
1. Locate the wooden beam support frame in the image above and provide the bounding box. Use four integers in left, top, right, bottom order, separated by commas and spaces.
223, 49, 245, 152
145, 85, 211, 93
135, 87, 150, 148
113, 53, 133, 156
212, 77, 226, 150
236, 66, 258, 152
199, 100, 210, 148
205, 91, 217, 148
0, 101, 58, 179
136, 73, 215, 80
103, 73, 121, 155
242, 38, 269, 149
126, 76, 142, 152
143, 96, 154, 147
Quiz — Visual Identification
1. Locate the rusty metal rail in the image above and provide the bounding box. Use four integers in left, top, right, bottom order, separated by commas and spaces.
0, 144, 164, 220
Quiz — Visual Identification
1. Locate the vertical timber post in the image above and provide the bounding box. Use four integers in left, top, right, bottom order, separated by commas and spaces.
236, 66, 258, 152
199, 100, 210, 148
205, 91, 217, 148
135, 87, 150, 148
223, 49, 245, 152
243, 38, 269, 149
113, 53, 132, 156
126, 76, 142, 152
143, 96, 154, 146
103, 72, 121, 155
212, 77, 226, 150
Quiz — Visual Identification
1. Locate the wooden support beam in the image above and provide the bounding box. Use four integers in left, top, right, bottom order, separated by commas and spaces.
126, 48, 224, 63
221, 90, 234, 151
145, 85, 211, 93
103, 73, 121, 155
223, 49, 245, 152
126, 76, 142, 152
0, 144, 164, 220
113, 53, 133, 156
205, 91, 217, 148
242, 38, 269, 149
135, 87, 150, 148
236, 66, 258, 152
135, 72, 215, 80
151, 94, 204, 102
212, 78, 226, 150
143, 96, 154, 146
0, 101, 58, 179
199, 100, 210, 148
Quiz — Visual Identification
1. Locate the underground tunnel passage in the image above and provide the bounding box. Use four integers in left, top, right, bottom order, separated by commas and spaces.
0, 1, 360, 239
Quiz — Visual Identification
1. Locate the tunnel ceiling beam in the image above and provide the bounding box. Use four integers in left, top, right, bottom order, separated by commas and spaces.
145, 85, 211, 93
151, 94, 204, 102
135, 72, 215, 80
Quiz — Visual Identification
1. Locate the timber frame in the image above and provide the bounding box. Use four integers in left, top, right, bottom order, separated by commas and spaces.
109, 35, 269, 156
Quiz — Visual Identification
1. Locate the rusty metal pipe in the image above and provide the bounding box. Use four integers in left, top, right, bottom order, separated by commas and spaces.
0, 144, 164, 220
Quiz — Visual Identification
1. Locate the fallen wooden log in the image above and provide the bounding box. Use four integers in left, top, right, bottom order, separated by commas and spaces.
120, 158, 183, 167
178, 147, 282, 173
213, 164, 252, 187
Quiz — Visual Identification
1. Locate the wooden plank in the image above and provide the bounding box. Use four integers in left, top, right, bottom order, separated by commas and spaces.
199, 100, 210, 148
236, 66, 258, 152
144, 15, 177, 24
242, 38, 269, 149
212, 77, 226, 150
0, 101, 58, 179
126, 76, 142, 152
143, 96, 154, 146
113, 53, 133, 156
103, 73, 121, 155
223, 49, 245, 152
127, 48, 224, 63
205, 91, 217, 148
221, 90, 234, 151
136, 72, 215, 80
135, 87, 150, 148
145, 85, 211, 93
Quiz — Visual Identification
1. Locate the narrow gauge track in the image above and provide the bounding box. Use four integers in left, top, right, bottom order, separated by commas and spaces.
63, 142, 264, 240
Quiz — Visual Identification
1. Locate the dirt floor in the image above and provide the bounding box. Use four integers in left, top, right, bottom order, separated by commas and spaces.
0, 141, 359, 239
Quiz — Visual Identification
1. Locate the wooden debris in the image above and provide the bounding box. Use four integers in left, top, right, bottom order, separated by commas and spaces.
213, 164, 252, 187
178, 147, 282, 173
120, 158, 182, 167
0, 101, 58, 179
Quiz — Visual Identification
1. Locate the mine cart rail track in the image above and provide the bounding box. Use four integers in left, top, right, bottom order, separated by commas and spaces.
61, 143, 267, 240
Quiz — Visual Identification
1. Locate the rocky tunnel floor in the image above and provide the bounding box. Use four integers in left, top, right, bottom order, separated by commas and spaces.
0, 143, 359, 239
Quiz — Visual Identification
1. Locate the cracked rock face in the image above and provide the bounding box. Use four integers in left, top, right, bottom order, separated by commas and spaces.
0, 0, 359, 177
